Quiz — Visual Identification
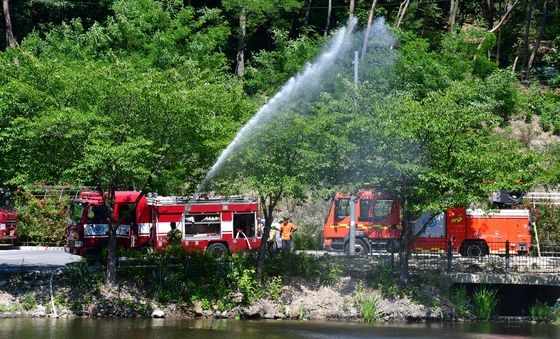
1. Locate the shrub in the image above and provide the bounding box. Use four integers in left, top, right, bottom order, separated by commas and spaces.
264, 251, 343, 285
293, 232, 322, 250
266, 276, 283, 301
472, 286, 498, 320
65, 261, 101, 293
14, 188, 68, 245
21, 293, 37, 311
451, 287, 471, 317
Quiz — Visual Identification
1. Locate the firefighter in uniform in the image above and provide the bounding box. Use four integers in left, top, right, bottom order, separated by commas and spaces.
166, 221, 182, 246
267, 218, 280, 254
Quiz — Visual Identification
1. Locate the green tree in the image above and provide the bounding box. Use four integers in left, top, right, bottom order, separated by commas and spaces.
212, 100, 352, 280
333, 75, 539, 285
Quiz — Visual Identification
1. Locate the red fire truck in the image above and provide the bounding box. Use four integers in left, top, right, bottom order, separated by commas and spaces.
0, 189, 17, 242
66, 192, 262, 255
146, 195, 261, 255
323, 190, 531, 256
412, 208, 531, 256
66, 191, 149, 255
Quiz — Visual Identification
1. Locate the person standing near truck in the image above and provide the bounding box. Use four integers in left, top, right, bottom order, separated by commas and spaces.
167, 221, 182, 246
280, 217, 297, 251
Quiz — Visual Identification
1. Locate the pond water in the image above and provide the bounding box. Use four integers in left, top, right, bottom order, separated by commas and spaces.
0, 318, 558, 339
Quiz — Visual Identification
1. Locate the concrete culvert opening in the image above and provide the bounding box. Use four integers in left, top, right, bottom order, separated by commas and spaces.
451, 283, 560, 317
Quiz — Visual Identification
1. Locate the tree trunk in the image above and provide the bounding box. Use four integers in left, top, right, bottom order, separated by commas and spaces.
256, 193, 278, 281
522, 0, 534, 71
448, 0, 460, 32
528, 0, 548, 70
489, 0, 521, 33
485, 0, 496, 30
361, 0, 378, 59
2, 0, 16, 48
106, 221, 118, 284
396, 0, 411, 28
304, 0, 312, 27
397, 197, 411, 287
105, 190, 117, 285
235, 7, 246, 77
324, 0, 332, 36
349, 0, 355, 21
496, 27, 502, 62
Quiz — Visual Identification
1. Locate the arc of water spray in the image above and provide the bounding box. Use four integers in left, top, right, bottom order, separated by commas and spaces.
198, 19, 357, 192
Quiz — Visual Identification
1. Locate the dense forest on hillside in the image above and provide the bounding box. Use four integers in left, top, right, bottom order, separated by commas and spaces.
1, 0, 559, 207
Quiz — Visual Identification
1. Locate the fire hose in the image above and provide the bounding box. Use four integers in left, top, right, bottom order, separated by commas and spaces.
236, 230, 251, 250
49, 267, 64, 318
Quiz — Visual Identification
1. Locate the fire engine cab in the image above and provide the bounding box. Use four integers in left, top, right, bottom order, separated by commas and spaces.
66, 191, 148, 255
323, 191, 401, 254
0, 188, 17, 242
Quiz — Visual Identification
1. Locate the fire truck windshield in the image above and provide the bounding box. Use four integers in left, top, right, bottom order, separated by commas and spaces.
0, 188, 14, 209
359, 199, 393, 222
86, 204, 110, 224
67, 202, 85, 226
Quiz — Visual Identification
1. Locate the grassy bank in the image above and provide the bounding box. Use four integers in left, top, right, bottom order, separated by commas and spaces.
0, 251, 558, 322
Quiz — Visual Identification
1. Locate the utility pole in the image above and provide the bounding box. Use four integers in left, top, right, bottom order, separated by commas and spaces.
348, 51, 359, 256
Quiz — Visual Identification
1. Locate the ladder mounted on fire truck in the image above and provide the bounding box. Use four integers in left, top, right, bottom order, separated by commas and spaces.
525, 192, 560, 206
146, 194, 256, 206
25, 184, 97, 199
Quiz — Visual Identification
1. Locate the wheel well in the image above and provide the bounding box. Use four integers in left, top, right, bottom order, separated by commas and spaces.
207, 241, 228, 250
460, 240, 488, 252
344, 237, 370, 251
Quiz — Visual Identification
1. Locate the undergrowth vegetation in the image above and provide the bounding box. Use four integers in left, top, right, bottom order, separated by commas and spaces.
59, 250, 345, 314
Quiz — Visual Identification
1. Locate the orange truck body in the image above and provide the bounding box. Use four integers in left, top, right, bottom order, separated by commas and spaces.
324, 190, 531, 256
413, 207, 531, 255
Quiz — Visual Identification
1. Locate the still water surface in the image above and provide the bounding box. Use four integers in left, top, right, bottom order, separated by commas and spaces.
0, 318, 558, 339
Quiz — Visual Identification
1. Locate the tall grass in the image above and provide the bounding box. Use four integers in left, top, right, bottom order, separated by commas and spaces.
355, 281, 379, 322
529, 300, 554, 321
472, 287, 498, 320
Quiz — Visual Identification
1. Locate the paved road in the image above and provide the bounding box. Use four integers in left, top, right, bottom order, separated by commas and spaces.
0, 248, 82, 272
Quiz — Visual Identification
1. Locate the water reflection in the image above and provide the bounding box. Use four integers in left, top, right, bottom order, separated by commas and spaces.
0, 318, 558, 339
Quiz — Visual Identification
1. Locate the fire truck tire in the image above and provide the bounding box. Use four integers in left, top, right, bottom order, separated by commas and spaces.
462, 241, 487, 257
345, 238, 369, 256
207, 243, 228, 256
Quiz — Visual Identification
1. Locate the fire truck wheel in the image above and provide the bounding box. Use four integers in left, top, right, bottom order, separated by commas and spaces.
207, 243, 228, 256
463, 242, 486, 257
345, 238, 369, 256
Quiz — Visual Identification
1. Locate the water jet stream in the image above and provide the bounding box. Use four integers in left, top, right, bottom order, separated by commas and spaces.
198, 19, 359, 192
